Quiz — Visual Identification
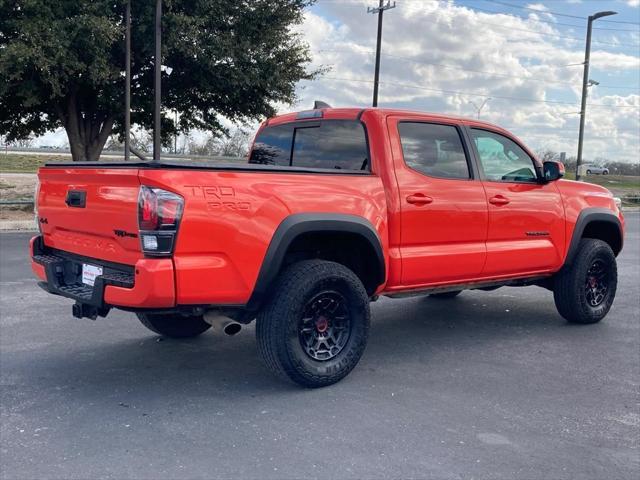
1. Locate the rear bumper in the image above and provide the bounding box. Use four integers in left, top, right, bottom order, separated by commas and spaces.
30, 236, 175, 309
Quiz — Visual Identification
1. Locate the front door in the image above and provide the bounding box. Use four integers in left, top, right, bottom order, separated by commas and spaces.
468, 127, 565, 277
389, 117, 489, 287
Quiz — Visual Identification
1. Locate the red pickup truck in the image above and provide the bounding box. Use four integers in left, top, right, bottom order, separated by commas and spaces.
31, 106, 624, 387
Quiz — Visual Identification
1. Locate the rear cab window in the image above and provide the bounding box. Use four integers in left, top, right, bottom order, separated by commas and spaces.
249, 120, 370, 172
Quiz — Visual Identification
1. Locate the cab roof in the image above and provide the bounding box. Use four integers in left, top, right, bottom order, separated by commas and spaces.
265, 107, 510, 134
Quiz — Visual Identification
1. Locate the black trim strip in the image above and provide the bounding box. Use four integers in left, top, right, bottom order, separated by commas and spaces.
43, 161, 374, 176
384, 274, 550, 298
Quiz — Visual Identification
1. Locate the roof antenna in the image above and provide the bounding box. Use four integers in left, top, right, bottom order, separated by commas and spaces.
313, 100, 332, 109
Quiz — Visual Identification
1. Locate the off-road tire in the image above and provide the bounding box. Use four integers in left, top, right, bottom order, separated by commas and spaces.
136, 313, 211, 338
430, 290, 462, 299
553, 239, 617, 324
256, 260, 370, 388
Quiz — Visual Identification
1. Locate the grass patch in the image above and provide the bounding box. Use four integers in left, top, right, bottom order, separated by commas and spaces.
0, 154, 72, 173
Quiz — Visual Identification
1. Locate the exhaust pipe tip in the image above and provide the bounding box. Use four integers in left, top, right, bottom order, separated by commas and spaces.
223, 322, 242, 336
204, 312, 242, 336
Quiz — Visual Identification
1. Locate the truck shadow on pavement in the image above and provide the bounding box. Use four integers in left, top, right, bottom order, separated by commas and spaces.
27, 287, 593, 400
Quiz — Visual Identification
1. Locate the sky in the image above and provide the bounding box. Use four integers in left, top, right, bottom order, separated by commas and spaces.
291, 0, 640, 163
37, 0, 639, 163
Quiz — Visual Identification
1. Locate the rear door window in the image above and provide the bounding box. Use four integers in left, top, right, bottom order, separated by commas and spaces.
249, 120, 369, 171
398, 122, 471, 179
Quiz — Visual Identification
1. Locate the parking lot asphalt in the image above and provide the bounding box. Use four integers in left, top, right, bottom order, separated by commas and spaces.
1, 213, 638, 480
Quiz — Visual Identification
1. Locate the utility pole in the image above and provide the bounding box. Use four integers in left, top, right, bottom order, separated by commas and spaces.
576, 10, 617, 181
124, 0, 131, 161
368, 0, 395, 107
153, 0, 162, 162
174, 111, 178, 154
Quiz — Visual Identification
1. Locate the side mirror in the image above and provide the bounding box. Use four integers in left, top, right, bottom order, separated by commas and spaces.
542, 161, 565, 182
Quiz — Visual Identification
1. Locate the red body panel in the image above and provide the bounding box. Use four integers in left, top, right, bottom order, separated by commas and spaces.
37, 168, 141, 265
139, 169, 387, 304
31, 108, 624, 310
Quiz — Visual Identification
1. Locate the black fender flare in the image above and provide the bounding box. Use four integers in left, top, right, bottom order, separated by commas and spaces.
246, 213, 385, 311
564, 207, 623, 266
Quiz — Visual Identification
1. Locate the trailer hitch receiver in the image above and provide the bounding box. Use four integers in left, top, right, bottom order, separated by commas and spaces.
72, 302, 110, 320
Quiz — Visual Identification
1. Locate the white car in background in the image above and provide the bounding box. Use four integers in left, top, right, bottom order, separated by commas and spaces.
584, 164, 609, 175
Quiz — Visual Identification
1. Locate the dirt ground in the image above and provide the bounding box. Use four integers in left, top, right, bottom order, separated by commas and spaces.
0, 173, 37, 200
0, 209, 33, 221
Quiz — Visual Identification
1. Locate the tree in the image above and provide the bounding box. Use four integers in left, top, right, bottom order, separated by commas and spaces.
214, 128, 251, 158
12, 136, 34, 149
0, 0, 317, 161
536, 149, 558, 163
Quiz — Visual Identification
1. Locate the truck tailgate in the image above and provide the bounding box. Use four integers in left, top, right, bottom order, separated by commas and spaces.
37, 167, 142, 265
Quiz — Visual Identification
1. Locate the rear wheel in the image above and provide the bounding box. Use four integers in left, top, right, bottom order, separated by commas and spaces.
429, 290, 462, 299
256, 260, 370, 388
136, 313, 211, 338
553, 239, 617, 324
586, 170, 592, 175
603, 170, 608, 175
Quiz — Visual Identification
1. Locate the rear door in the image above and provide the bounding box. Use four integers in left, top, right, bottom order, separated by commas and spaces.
467, 128, 565, 276
388, 117, 489, 286
37, 167, 142, 265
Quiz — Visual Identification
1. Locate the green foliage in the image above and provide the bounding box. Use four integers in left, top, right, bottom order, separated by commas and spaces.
0, 0, 317, 160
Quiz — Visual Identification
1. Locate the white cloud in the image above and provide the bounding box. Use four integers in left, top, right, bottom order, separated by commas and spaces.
291, 1, 640, 162
526, 3, 549, 12
627, 1, 639, 8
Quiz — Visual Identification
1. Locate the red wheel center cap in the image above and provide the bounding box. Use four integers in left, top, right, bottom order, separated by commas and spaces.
315, 316, 329, 333
589, 277, 598, 288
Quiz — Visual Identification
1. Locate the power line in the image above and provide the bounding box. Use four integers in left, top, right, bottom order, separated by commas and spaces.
311, 76, 640, 109
316, 48, 640, 91
467, 3, 639, 32
316, 0, 640, 48
483, 0, 640, 26
477, 18, 639, 48
481, 0, 585, 19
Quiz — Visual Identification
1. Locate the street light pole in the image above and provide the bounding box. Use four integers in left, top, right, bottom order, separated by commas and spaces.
368, 1, 396, 107
469, 98, 491, 120
575, 10, 616, 181
153, 0, 162, 162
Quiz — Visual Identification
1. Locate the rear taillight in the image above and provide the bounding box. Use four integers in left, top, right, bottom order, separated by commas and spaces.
137, 186, 184, 256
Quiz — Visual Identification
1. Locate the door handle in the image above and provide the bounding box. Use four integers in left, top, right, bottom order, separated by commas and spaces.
406, 194, 433, 205
489, 195, 510, 206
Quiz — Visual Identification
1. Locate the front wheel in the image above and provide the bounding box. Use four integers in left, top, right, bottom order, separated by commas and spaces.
586, 170, 592, 175
553, 239, 617, 324
137, 313, 211, 338
603, 171, 608, 175
256, 260, 370, 388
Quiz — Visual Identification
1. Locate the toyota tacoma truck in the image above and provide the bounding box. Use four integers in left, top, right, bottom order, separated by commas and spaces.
31, 106, 625, 387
